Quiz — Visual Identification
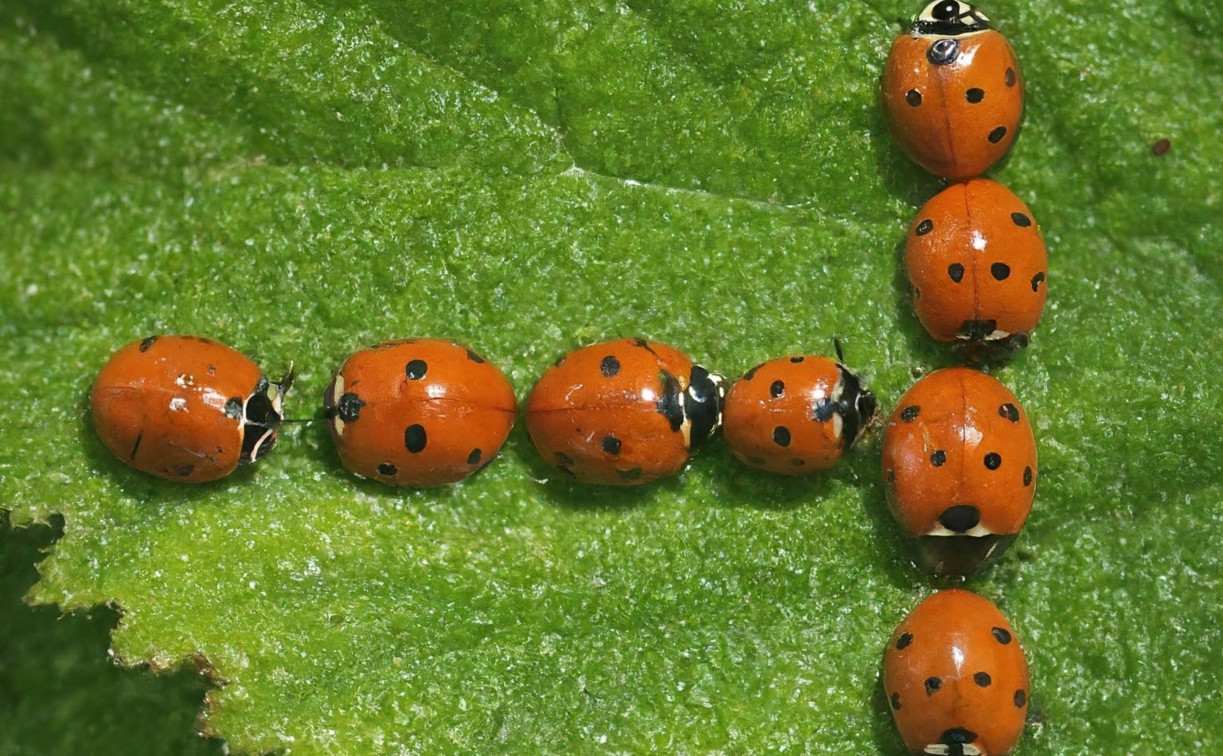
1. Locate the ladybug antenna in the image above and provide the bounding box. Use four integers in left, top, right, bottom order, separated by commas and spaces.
276, 364, 298, 395
833, 337, 846, 365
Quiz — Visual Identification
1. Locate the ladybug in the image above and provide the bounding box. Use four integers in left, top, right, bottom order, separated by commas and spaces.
880, 0, 1024, 180
881, 367, 1036, 576
721, 347, 877, 475
525, 338, 724, 485
906, 179, 1048, 350
883, 589, 1030, 756
90, 335, 287, 483
323, 338, 517, 487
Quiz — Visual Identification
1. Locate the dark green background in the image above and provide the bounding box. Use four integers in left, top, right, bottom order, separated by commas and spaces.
1, 0, 1220, 753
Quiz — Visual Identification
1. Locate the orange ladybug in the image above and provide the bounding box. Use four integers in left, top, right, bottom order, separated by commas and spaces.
525, 338, 724, 485
881, 367, 1036, 576
906, 179, 1048, 349
722, 350, 877, 475
90, 335, 287, 482
883, 589, 1030, 756
880, 0, 1024, 180
324, 339, 517, 487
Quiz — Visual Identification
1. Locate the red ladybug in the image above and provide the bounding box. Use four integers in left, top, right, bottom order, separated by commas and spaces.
906, 179, 1048, 350
323, 339, 517, 487
525, 338, 724, 485
722, 349, 877, 475
90, 335, 287, 482
881, 0, 1024, 180
883, 589, 1030, 756
881, 367, 1036, 576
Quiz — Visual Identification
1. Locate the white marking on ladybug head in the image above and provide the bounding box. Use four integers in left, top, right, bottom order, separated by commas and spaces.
916, 0, 990, 31
927, 523, 994, 538
328, 374, 346, 436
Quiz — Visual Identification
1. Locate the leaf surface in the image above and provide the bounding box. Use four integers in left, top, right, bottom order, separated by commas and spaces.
1, 0, 1221, 753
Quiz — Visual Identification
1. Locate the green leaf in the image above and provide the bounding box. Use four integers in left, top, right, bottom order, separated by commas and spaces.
2, 0, 1221, 754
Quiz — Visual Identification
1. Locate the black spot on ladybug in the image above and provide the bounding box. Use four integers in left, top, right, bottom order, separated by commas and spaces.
992, 627, 1013, 645
931, 450, 947, 466
1031, 272, 1046, 292
224, 397, 244, 420
139, 336, 158, 352
617, 467, 643, 481
1011, 212, 1032, 227
939, 505, 981, 532
467, 448, 482, 465
999, 403, 1020, 422
890, 692, 902, 710
405, 360, 428, 380
966, 87, 985, 103
988, 125, 1008, 143
948, 263, 965, 283
905, 88, 922, 107
927, 38, 959, 65
173, 463, 195, 477
1005, 67, 1017, 87
901, 405, 921, 422
789, 356, 805, 364
602, 435, 622, 455
770, 380, 785, 398
655, 370, 685, 433
404, 424, 427, 453
129, 432, 143, 461
555, 451, 574, 466
772, 426, 791, 447
466, 349, 486, 364
916, 218, 934, 236
813, 398, 836, 422
991, 262, 1011, 281
377, 463, 398, 477
336, 393, 366, 422
1014, 689, 1027, 707
984, 452, 1002, 470
1023, 466, 1034, 486
940, 728, 978, 747
896, 633, 913, 650
600, 355, 620, 378
743, 363, 763, 381
925, 677, 943, 695
974, 672, 992, 687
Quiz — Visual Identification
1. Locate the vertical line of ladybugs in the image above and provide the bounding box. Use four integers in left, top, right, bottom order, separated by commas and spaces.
876, 2, 1044, 755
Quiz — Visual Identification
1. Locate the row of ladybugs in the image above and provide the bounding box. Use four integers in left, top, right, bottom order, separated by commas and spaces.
878, 2, 1044, 756
89, 334, 869, 486
90, 329, 1032, 575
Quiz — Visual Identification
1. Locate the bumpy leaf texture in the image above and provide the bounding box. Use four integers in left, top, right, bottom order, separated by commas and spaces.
1, 0, 1220, 753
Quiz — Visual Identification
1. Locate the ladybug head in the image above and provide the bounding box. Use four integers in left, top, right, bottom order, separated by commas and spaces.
914, 0, 991, 36
683, 365, 726, 451
239, 371, 291, 464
